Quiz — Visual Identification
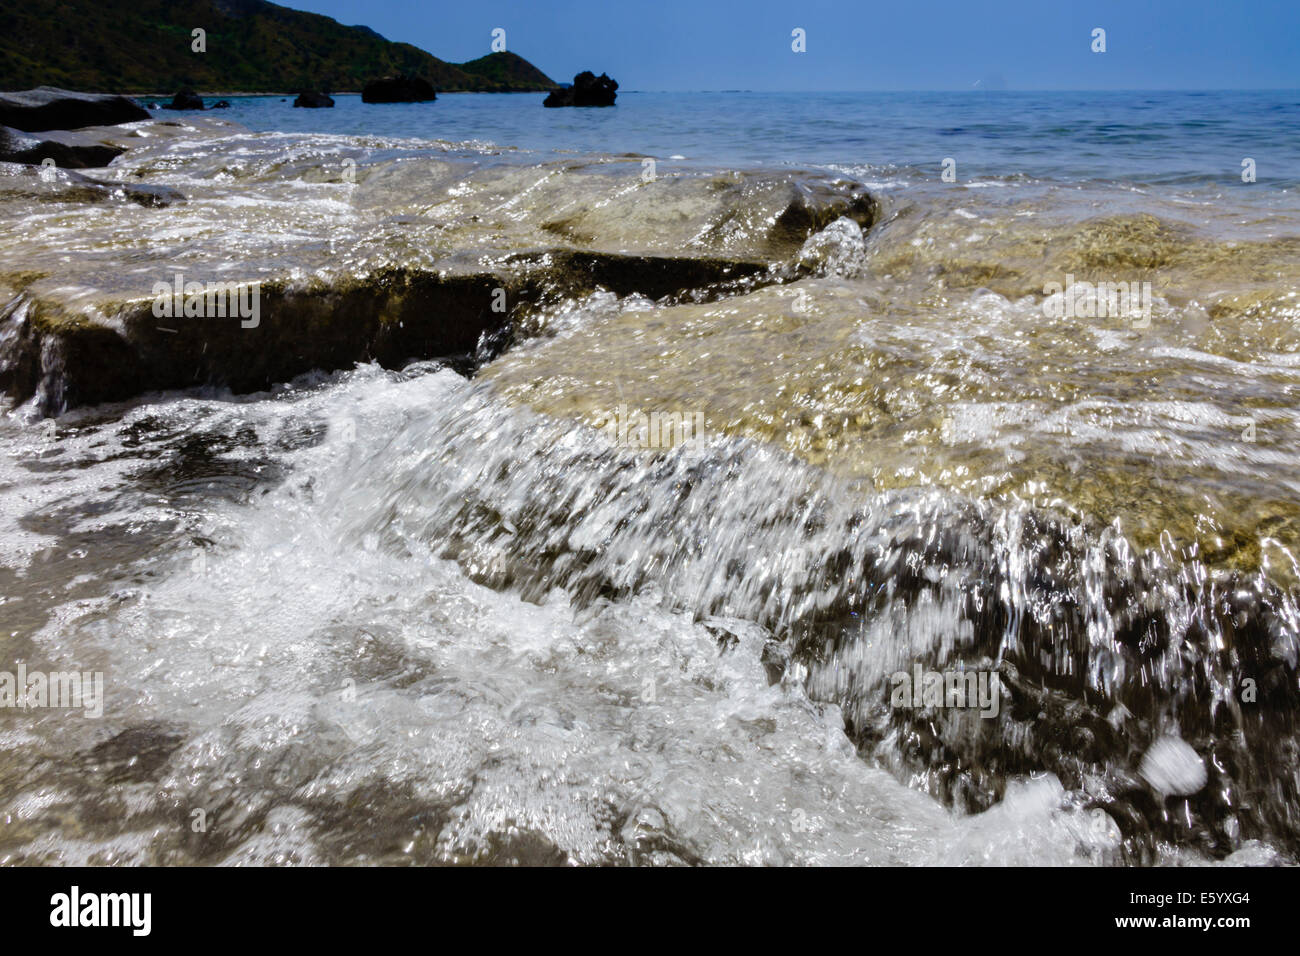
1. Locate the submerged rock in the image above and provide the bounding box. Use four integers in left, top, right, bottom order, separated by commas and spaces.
293, 91, 335, 108
81, 722, 186, 785
793, 216, 867, 277
0, 125, 124, 168
0, 86, 149, 132
362, 76, 435, 103
0, 165, 183, 212
74, 174, 186, 208
162, 90, 205, 111
469, 254, 1300, 860
544, 71, 618, 107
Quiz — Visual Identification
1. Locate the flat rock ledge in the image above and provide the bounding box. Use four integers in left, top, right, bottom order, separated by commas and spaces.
0, 252, 775, 416
0, 119, 878, 417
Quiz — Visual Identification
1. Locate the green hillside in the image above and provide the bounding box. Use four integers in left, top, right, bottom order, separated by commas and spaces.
0, 0, 557, 93
454, 52, 557, 92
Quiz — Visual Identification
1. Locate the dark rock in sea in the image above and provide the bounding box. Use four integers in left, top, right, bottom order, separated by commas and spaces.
294, 91, 335, 109
543, 71, 618, 108
362, 76, 436, 104
0, 125, 125, 168
210, 100, 231, 109
162, 91, 206, 111
0, 86, 149, 132
146, 102, 159, 110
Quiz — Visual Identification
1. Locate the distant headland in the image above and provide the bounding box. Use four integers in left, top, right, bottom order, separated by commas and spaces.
0, 0, 557, 94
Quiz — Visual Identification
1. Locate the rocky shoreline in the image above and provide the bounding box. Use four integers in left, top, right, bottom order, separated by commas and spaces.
3, 87, 1299, 864
0, 90, 874, 416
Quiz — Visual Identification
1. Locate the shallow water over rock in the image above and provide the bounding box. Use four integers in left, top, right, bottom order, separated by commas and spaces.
0, 113, 1297, 865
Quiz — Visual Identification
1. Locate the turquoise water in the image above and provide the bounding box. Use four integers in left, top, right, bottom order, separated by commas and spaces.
178, 89, 1300, 186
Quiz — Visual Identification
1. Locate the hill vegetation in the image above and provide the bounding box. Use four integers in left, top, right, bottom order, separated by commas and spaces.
0, 0, 557, 93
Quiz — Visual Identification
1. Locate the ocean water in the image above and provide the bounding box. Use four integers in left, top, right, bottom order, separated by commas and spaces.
197, 89, 1300, 187
1, 89, 1299, 866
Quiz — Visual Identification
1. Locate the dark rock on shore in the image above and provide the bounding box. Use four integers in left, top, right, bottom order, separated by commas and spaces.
294, 91, 335, 109
162, 91, 205, 111
542, 250, 767, 303
0, 126, 125, 168
0, 87, 149, 132
362, 76, 435, 103
0, 269, 515, 414
543, 72, 617, 108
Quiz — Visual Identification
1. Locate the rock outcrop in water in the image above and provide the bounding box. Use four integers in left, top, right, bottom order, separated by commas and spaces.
543, 72, 618, 108
0, 86, 149, 131
362, 76, 436, 104
162, 91, 206, 111
293, 91, 335, 109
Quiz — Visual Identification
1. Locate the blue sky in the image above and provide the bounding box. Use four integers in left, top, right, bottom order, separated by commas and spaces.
293, 0, 1299, 91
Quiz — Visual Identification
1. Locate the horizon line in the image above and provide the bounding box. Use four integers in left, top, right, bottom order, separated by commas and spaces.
176, 87, 1300, 96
